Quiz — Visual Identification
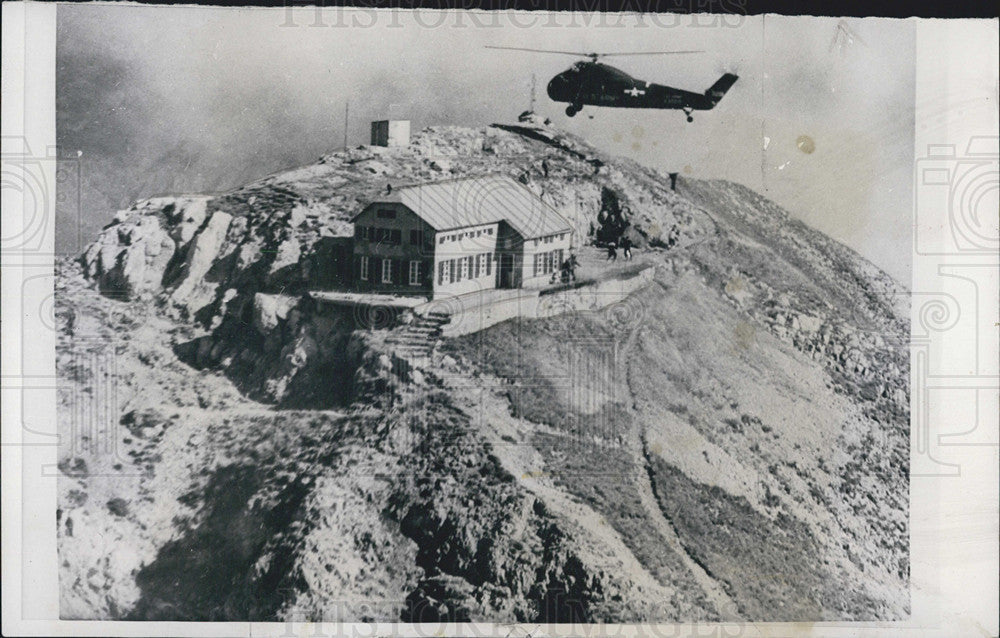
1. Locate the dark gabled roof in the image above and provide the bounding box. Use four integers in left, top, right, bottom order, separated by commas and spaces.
353, 174, 572, 239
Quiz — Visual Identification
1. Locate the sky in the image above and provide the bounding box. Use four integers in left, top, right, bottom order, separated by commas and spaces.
57, 6, 916, 282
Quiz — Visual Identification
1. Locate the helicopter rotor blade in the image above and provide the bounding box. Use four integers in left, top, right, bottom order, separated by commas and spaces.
484, 46, 595, 58
597, 50, 705, 57
485, 46, 705, 59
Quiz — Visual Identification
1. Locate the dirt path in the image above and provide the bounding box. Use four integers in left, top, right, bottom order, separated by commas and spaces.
619, 275, 743, 623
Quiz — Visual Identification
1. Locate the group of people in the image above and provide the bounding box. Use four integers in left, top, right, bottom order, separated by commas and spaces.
550, 252, 580, 284
606, 235, 634, 261
605, 223, 682, 260
518, 158, 554, 185
550, 220, 683, 284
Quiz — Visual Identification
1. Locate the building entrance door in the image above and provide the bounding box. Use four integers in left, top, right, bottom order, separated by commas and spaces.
497, 253, 515, 288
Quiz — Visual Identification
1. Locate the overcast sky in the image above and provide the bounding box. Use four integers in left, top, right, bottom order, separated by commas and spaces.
57, 6, 916, 282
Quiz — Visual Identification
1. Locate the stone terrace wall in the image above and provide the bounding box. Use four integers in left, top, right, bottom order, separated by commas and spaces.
418, 266, 656, 338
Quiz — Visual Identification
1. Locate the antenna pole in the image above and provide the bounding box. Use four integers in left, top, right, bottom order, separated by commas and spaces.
530, 74, 536, 112
343, 101, 349, 150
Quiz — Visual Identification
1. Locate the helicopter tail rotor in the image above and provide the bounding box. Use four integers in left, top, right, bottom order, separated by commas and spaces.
713, 59, 742, 76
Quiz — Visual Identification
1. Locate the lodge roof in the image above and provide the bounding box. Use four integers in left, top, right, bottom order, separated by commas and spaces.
354, 174, 572, 239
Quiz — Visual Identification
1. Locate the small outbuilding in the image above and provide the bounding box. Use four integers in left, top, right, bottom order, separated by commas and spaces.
351, 174, 573, 299
370, 120, 411, 147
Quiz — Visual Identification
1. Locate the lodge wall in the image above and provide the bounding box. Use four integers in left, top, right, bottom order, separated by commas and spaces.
520, 230, 573, 289
352, 203, 435, 294
430, 221, 500, 299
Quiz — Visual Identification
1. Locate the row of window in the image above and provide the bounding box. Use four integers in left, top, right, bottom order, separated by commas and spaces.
357, 224, 565, 250
359, 256, 423, 286
359, 250, 560, 287
356, 225, 430, 247
532, 249, 565, 277
532, 232, 568, 247
357, 226, 399, 245
438, 226, 495, 244
356, 224, 501, 248
438, 253, 493, 285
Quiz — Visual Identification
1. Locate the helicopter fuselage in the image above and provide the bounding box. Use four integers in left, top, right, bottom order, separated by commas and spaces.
546, 61, 736, 119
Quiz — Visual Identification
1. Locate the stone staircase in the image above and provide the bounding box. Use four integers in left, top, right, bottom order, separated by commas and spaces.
385, 311, 451, 362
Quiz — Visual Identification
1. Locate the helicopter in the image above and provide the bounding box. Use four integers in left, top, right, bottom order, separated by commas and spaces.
486, 46, 738, 121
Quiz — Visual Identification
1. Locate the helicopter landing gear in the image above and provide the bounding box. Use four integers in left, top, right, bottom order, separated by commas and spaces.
683, 108, 694, 123
566, 103, 582, 117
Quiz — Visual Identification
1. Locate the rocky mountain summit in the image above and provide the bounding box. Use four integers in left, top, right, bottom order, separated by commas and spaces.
58, 122, 909, 622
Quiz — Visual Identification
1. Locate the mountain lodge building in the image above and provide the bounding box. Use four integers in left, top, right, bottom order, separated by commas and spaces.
351, 175, 573, 299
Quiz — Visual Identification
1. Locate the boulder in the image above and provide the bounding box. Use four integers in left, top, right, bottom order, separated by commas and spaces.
169, 198, 209, 245
358, 159, 394, 176
170, 211, 233, 312
252, 293, 299, 334
289, 204, 308, 228
266, 238, 301, 284
82, 211, 176, 299
799, 314, 824, 333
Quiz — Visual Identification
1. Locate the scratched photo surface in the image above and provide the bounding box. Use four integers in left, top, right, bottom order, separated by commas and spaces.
56, 6, 912, 623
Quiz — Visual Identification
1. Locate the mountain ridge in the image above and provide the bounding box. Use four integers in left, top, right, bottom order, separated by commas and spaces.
57, 122, 909, 622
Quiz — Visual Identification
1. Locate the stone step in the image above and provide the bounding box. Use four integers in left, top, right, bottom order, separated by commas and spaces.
404, 332, 440, 340
417, 322, 448, 330
406, 325, 441, 334
395, 349, 432, 357
390, 335, 434, 342
397, 330, 436, 338
411, 329, 443, 336
387, 339, 432, 347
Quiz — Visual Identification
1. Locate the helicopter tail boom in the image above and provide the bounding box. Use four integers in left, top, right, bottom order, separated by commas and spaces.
705, 73, 739, 104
